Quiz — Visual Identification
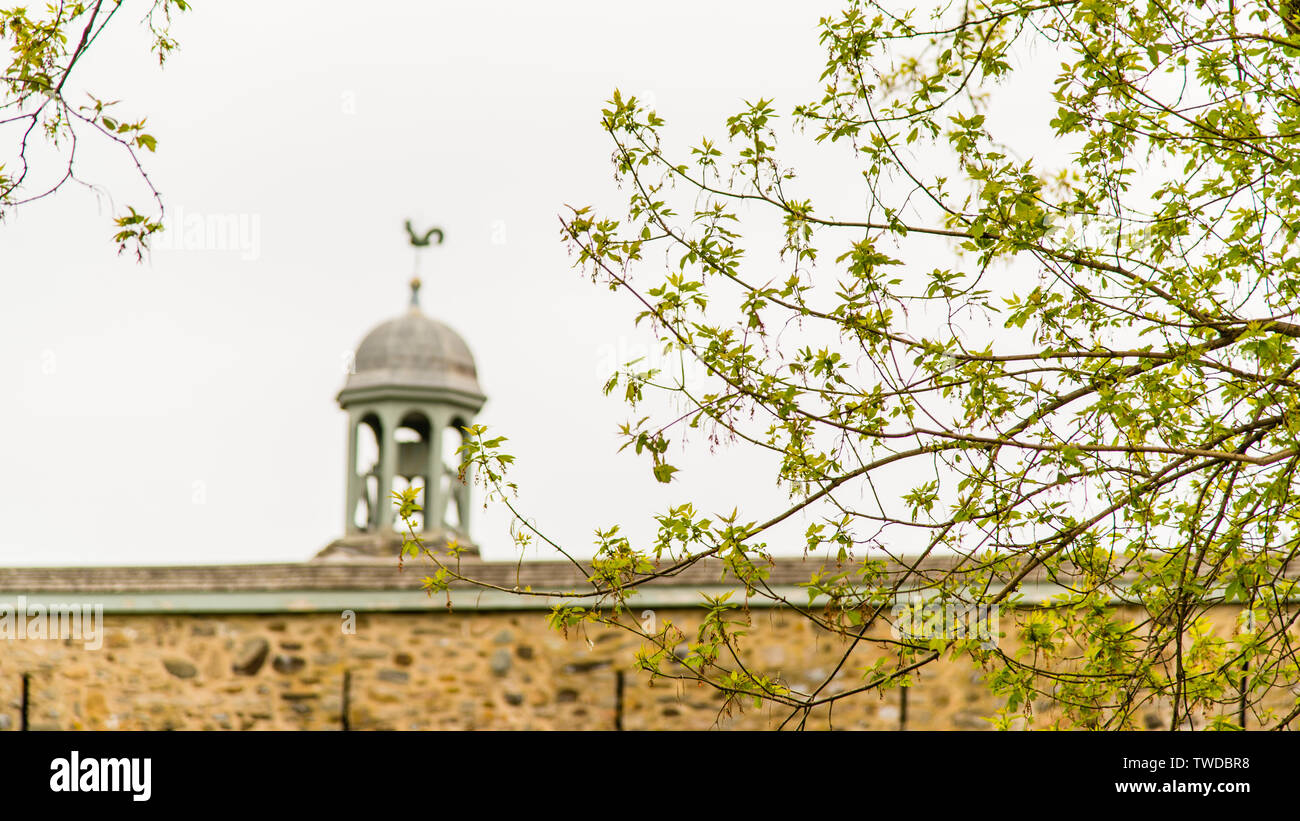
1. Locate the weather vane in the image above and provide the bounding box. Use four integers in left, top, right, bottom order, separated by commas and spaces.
404, 220, 444, 309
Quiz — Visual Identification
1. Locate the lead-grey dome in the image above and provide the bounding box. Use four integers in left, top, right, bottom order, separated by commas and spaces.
338, 301, 485, 410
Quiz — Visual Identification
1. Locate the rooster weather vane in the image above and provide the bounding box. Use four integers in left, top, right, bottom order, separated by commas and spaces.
405, 221, 444, 248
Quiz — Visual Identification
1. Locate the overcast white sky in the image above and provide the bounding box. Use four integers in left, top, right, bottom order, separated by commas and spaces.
1, 0, 1080, 568
3, 0, 888, 565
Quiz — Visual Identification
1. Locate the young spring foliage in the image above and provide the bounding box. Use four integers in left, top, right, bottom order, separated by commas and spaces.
0, 1, 188, 258
403, 0, 1300, 730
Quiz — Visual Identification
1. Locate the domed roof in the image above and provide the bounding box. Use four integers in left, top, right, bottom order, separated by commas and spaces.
338, 280, 485, 409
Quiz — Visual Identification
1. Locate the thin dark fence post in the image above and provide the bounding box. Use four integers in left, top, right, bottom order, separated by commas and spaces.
21, 673, 30, 732
342, 670, 352, 731
1238, 659, 1249, 730
614, 670, 625, 731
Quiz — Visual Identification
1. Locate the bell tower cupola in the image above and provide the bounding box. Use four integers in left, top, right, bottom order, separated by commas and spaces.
318, 225, 485, 559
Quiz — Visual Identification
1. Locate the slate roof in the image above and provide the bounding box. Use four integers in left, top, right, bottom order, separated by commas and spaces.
0, 553, 1006, 594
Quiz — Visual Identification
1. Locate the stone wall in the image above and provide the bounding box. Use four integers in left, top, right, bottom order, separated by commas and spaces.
0, 604, 1287, 730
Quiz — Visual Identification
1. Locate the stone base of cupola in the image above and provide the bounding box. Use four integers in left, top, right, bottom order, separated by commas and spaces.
314, 528, 479, 561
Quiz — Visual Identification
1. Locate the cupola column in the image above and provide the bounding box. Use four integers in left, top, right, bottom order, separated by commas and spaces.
455, 435, 473, 536
423, 409, 446, 534
344, 409, 361, 533
376, 405, 400, 531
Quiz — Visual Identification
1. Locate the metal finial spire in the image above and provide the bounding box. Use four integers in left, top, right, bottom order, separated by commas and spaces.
404, 220, 443, 312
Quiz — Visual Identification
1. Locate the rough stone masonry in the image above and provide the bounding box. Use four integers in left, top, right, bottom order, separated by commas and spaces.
0, 558, 1282, 730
